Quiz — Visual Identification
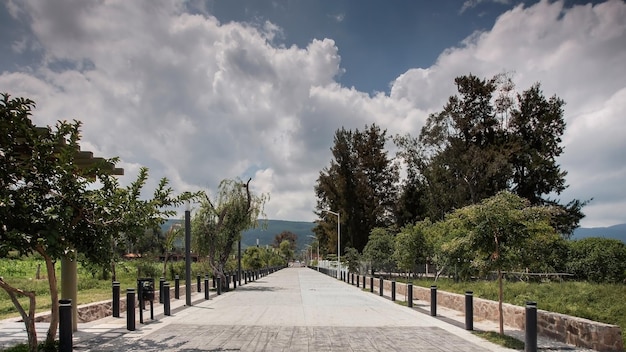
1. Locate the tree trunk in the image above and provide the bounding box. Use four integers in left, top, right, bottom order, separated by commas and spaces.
0, 277, 38, 352
498, 268, 504, 335
37, 246, 59, 344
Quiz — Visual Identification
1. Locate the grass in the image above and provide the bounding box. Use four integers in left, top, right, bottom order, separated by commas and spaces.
474, 331, 524, 350
410, 277, 626, 347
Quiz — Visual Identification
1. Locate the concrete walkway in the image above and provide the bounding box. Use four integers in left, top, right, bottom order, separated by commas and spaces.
1, 268, 598, 351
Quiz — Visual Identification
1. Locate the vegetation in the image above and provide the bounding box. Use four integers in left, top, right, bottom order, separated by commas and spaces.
192, 178, 269, 290
314, 124, 399, 254
474, 331, 524, 350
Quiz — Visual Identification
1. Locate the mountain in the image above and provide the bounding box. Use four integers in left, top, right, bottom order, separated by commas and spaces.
571, 223, 626, 243
160, 219, 316, 251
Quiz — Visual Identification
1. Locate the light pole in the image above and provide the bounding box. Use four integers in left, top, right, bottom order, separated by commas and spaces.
185, 201, 192, 306
308, 235, 319, 271
321, 209, 340, 279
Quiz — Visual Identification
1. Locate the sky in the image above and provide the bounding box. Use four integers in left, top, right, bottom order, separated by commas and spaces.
1, 0, 625, 228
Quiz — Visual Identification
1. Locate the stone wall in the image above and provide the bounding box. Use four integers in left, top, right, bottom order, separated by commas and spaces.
367, 276, 623, 352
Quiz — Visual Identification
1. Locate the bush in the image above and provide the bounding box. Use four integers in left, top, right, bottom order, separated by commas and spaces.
566, 237, 626, 283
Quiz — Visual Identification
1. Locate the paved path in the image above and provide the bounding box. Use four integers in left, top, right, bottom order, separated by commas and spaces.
76, 268, 512, 351
1, 268, 597, 351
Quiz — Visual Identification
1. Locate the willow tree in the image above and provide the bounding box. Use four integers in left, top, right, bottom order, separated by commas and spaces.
192, 178, 268, 289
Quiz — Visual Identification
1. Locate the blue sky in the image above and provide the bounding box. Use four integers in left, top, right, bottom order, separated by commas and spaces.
1, 0, 625, 227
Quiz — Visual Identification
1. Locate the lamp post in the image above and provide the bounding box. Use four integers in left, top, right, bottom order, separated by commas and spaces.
322, 209, 340, 279
185, 201, 192, 306
308, 235, 319, 271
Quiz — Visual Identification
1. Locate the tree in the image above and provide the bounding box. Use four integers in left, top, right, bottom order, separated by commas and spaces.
343, 247, 361, 274
278, 240, 294, 262
362, 228, 396, 277
273, 231, 297, 250
192, 178, 268, 290
393, 220, 430, 280
397, 74, 584, 234
242, 246, 264, 270
442, 191, 558, 335
161, 222, 183, 278
567, 238, 626, 283
0, 94, 193, 350
315, 124, 398, 254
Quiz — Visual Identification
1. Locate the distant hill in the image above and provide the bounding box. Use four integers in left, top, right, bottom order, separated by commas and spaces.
571, 223, 626, 243
160, 219, 316, 251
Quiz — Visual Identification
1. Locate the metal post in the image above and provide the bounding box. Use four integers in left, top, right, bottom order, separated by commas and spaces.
357, 275, 360, 287
408, 284, 413, 308
164, 282, 171, 316
197, 275, 201, 292
238, 240, 242, 287
391, 281, 396, 301
430, 286, 437, 316
465, 291, 473, 330
233, 273, 237, 289
525, 301, 538, 352
370, 277, 374, 293
204, 276, 209, 300
59, 299, 72, 352
159, 277, 165, 303
185, 204, 192, 306
379, 277, 384, 296
362, 275, 366, 289
175, 275, 180, 299
217, 277, 222, 295
127, 289, 135, 331
112, 281, 120, 318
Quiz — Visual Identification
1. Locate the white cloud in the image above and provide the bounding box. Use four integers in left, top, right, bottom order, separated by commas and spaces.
1, 0, 625, 228
460, 0, 511, 14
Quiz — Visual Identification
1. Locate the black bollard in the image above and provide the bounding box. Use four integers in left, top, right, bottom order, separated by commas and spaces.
159, 277, 165, 303
351, 273, 355, 285
370, 277, 374, 293
465, 291, 473, 330
204, 276, 209, 300
217, 277, 222, 295
525, 301, 537, 352
127, 288, 136, 331
112, 281, 120, 318
430, 286, 437, 316
213, 276, 216, 288
357, 275, 360, 287
379, 277, 384, 297
197, 275, 201, 292
59, 299, 72, 352
164, 282, 171, 316
407, 284, 413, 308
233, 273, 237, 289
391, 281, 396, 301
175, 275, 180, 299
362, 275, 366, 289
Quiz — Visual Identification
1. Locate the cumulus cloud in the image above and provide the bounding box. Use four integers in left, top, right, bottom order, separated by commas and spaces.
1, 0, 624, 227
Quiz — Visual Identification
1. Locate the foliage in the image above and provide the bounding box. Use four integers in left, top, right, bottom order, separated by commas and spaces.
192, 178, 268, 289
362, 228, 396, 276
395, 74, 584, 236
273, 231, 297, 250
242, 246, 264, 270
393, 220, 430, 275
315, 124, 399, 254
278, 240, 294, 261
566, 237, 626, 283
343, 247, 361, 273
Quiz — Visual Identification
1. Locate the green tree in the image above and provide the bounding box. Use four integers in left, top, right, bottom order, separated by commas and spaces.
393, 220, 430, 280
192, 178, 268, 289
567, 237, 626, 283
442, 191, 558, 335
315, 124, 398, 254
279, 240, 294, 262
0, 94, 193, 351
273, 231, 297, 250
242, 246, 264, 270
161, 222, 183, 278
343, 247, 361, 274
362, 227, 396, 277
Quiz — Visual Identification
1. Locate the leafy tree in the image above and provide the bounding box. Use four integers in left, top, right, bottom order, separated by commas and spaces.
567, 238, 626, 283
273, 231, 297, 250
279, 240, 294, 262
192, 178, 268, 290
442, 191, 558, 335
315, 124, 398, 254
161, 222, 183, 278
362, 227, 396, 277
343, 247, 361, 274
0, 94, 193, 351
393, 220, 430, 279
242, 246, 264, 270
396, 74, 585, 235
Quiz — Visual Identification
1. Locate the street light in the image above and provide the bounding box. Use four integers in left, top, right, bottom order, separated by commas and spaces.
184, 200, 192, 306
321, 209, 340, 279
308, 235, 319, 271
